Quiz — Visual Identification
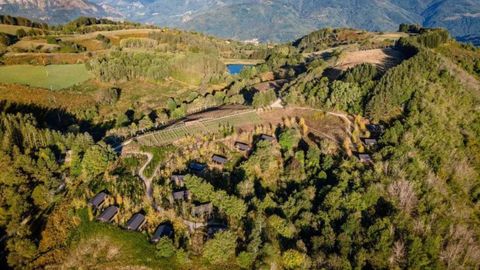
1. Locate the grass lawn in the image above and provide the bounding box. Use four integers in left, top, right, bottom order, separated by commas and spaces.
64, 208, 179, 269
0, 64, 92, 90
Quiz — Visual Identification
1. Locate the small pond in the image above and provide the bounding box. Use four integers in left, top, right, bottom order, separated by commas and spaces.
227, 64, 253, 75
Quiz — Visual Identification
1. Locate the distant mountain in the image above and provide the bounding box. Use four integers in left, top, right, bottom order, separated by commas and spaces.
0, 0, 109, 24
1, 0, 479, 44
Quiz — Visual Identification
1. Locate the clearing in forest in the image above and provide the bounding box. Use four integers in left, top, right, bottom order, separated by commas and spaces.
336, 48, 405, 71
0, 64, 92, 90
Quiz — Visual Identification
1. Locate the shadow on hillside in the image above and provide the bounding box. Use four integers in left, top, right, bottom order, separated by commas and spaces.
0, 101, 113, 141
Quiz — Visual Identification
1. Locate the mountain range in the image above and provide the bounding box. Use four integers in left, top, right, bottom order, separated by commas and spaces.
0, 0, 479, 43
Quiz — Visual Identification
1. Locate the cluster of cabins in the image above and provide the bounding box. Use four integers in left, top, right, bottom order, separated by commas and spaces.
170, 134, 276, 216
87, 134, 278, 242
357, 124, 384, 164
88, 192, 174, 243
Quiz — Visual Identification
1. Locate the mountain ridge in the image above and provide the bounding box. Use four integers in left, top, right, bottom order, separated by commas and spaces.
0, 0, 479, 43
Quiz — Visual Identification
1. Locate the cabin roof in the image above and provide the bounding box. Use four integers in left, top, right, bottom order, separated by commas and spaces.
358, 154, 373, 163
212, 155, 228, 164
363, 138, 378, 145
366, 124, 384, 135
171, 175, 185, 180
173, 190, 190, 200
192, 203, 213, 216
171, 175, 186, 186
189, 162, 206, 172
259, 134, 275, 142
151, 223, 174, 243
207, 224, 227, 237
126, 213, 145, 231
96, 205, 118, 222
234, 142, 251, 151
89, 192, 107, 208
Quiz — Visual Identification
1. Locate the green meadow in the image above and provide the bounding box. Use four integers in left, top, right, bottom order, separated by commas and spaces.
0, 64, 91, 90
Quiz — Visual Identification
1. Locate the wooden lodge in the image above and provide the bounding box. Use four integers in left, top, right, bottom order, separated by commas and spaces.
212, 155, 228, 165
96, 206, 119, 223
151, 223, 174, 243
125, 213, 146, 231
88, 192, 107, 210
234, 142, 251, 152
191, 203, 213, 217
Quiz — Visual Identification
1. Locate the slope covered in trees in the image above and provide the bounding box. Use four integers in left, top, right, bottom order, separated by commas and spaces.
0, 24, 479, 269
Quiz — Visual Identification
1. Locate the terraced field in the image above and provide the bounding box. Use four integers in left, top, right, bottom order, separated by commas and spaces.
137, 111, 261, 146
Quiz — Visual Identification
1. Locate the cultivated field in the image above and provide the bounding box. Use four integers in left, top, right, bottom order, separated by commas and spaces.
336, 48, 405, 71
137, 110, 262, 146
0, 64, 92, 90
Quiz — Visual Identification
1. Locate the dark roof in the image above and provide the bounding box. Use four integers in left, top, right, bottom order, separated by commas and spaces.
171, 175, 185, 186
172, 190, 191, 200
358, 154, 373, 163
151, 223, 174, 243
207, 224, 227, 238
192, 203, 213, 216
234, 142, 251, 151
189, 162, 206, 172
125, 213, 146, 231
366, 124, 385, 135
96, 206, 119, 222
259, 134, 275, 142
88, 192, 107, 209
212, 155, 228, 165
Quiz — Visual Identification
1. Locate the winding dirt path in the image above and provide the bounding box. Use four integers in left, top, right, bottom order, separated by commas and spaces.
123, 151, 154, 201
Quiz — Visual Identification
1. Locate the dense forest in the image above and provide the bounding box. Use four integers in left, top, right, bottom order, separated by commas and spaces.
0, 21, 479, 269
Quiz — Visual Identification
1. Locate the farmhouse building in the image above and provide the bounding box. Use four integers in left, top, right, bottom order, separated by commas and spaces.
96, 206, 119, 223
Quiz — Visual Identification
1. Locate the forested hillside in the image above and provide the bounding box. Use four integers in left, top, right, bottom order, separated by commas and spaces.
0, 19, 479, 269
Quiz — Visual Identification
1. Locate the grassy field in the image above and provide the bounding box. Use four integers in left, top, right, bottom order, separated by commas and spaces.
62, 208, 178, 269
0, 64, 92, 90
0, 24, 34, 35
138, 111, 262, 146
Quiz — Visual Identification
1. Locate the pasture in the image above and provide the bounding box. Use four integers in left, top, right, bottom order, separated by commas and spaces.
137, 111, 262, 146
0, 24, 33, 35
0, 64, 92, 90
